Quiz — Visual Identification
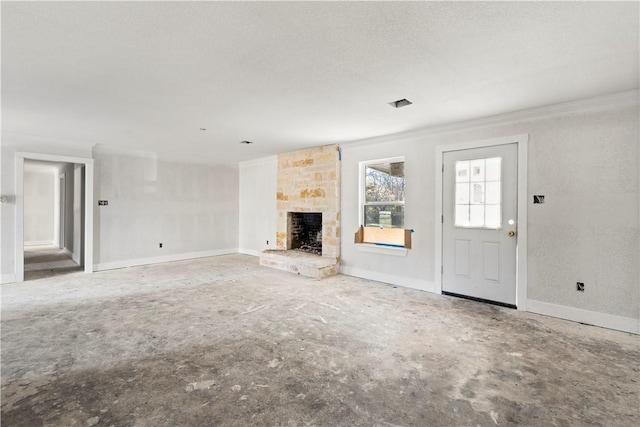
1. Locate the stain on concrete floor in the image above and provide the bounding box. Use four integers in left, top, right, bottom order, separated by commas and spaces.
2, 254, 639, 426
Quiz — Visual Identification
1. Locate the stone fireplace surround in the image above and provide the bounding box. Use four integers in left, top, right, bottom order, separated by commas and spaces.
259, 145, 340, 279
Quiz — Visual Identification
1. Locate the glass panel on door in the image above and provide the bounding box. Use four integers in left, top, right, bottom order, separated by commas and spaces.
454, 157, 502, 229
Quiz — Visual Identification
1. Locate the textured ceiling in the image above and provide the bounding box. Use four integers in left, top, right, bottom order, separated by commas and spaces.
2, 1, 638, 165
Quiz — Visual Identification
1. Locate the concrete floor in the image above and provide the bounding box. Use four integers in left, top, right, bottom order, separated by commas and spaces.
1, 254, 638, 426
24, 245, 82, 281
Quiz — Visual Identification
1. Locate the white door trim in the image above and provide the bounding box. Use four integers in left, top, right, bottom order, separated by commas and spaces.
15, 152, 94, 282
435, 134, 528, 310
59, 172, 66, 250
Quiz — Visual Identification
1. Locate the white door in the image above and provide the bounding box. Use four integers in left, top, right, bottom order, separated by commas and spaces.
442, 143, 518, 307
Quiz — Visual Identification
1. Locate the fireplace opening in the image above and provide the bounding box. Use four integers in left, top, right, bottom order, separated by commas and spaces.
288, 212, 322, 255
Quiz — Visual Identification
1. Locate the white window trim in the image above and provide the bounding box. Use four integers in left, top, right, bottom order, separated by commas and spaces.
356, 243, 408, 256
358, 156, 405, 227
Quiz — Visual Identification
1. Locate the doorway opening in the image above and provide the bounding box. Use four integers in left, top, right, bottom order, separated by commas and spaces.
22, 160, 86, 281
16, 153, 94, 283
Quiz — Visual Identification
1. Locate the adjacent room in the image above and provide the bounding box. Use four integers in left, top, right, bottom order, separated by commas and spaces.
1, 1, 638, 426
22, 160, 85, 281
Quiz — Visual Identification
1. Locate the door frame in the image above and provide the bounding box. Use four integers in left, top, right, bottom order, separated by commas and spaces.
435, 134, 528, 310
16, 152, 94, 282
58, 171, 66, 250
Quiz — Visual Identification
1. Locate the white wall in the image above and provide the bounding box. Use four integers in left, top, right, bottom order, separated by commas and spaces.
341, 98, 639, 329
341, 140, 437, 291
239, 93, 639, 332
23, 168, 56, 245
92, 146, 239, 270
238, 156, 278, 256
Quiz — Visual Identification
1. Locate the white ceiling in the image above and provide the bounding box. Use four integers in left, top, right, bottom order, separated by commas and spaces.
3, 1, 638, 165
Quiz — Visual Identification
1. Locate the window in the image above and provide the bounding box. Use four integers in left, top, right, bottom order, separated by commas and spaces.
361, 158, 405, 228
454, 157, 502, 229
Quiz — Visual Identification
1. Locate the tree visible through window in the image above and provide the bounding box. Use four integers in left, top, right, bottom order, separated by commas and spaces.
362, 159, 405, 228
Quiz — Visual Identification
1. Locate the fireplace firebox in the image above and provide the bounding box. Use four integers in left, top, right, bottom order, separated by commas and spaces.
288, 212, 322, 255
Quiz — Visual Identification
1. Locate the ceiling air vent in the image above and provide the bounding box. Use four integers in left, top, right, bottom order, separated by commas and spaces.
388, 99, 413, 108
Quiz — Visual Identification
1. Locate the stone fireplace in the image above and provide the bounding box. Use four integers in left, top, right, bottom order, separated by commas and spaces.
260, 144, 340, 278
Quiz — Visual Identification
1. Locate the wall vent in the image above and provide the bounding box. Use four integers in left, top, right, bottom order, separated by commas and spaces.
388, 99, 413, 108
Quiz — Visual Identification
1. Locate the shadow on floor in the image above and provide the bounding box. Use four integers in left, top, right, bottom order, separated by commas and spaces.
24, 245, 83, 281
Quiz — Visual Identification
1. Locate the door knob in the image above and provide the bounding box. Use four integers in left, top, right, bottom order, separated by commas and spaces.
507, 230, 516, 237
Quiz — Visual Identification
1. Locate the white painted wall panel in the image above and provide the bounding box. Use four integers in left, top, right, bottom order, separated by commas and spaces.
340, 137, 436, 293
92, 146, 239, 265
238, 156, 277, 256
24, 169, 55, 244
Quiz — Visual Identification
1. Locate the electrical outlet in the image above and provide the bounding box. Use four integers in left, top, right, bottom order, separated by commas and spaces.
159, 243, 163, 248
576, 282, 585, 292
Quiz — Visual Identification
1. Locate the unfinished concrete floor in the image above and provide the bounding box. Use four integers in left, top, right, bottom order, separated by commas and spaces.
1, 254, 638, 426
24, 245, 82, 281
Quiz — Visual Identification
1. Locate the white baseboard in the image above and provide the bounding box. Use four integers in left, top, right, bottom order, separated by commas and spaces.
238, 248, 262, 257
62, 247, 73, 258
340, 266, 436, 293
24, 240, 55, 246
1, 274, 17, 284
94, 248, 238, 271
71, 251, 81, 264
526, 299, 639, 335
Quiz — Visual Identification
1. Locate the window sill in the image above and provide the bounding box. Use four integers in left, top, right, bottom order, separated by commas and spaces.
355, 243, 408, 256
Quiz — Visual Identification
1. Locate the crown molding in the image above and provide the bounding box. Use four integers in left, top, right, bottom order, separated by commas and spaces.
239, 155, 278, 169
342, 89, 639, 149
92, 143, 241, 168
1, 131, 95, 151
92, 143, 159, 159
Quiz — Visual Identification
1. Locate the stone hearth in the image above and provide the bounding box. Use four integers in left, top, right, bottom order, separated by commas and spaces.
259, 250, 339, 279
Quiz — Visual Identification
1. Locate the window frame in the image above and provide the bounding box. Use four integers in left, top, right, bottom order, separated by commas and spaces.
359, 156, 405, 228
453, 156, 503, 230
